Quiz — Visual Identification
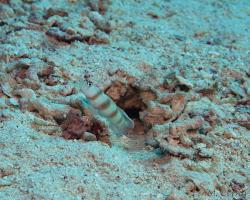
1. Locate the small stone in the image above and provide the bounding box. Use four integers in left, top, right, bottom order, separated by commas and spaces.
88, 11, 111, 33
82, 132, 97, 141
139, 101, 172, 126
194, 143, 214, 158
197, 147, 214, 158
184, 172, 215, 195
222, 128, 240, 139
1, 82, 12, 97
13, 88, 36, 99
230, 82, 246, 97
8, 98, 19, 107
176, 75, 193, 89
145, 138, 159, 148
133, 176, 143, 184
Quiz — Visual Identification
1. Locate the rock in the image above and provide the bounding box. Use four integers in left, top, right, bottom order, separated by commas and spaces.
0, 82, 12, 97
139, 101, 172, 126
8, 98, 19, 107
13, 88, 36, 99
19, 96, 71, 121
169, 116, 203, 137
160, 92, 186, 120
184, 172, 215, 195
164, 72, 193, 92
82, 132, 97, 141
229, 82, 246, 98
183, 160, 214, 173
88, 11, 111, 33
159, 140, 196, 159
194, 143, 214, 158
222, 125, 241, 139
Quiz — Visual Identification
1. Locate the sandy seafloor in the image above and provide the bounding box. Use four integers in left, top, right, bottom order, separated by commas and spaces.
0, 0, 250, 199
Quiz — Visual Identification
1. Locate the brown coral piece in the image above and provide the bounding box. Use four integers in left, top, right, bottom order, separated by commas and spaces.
6, 58, 60, 89
46, 27, 86, 44
151, 116, 209, 159
105, 81, 127, 101
108, 69, 136, 84
60, 109, 109, 143
44, 8, 69, 19
237, 97, 250, 105
0, 91, 4, 98
38, 66, 58, 86
13, 88, 36, 99
38, 66, 54, 77
19, 97, 71, 121
0, 0, 10, 3
160, 92, 187, 120
169, 117, 204, 137
98, 0, 106, 15
163, 72, 193, 92
230, 179, 245, 193
140, 101, 172, 127
61, 109, 92, 139
15, 68, 28, 79
45, 10, 111, 45
90, 119, 107, 135
86, 35, 109, 45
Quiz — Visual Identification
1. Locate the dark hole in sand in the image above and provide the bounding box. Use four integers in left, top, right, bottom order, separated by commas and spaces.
175, 84, 190, 92
104, 79, 158, 149
124, 107, 141, 119
31, 108, 39, 114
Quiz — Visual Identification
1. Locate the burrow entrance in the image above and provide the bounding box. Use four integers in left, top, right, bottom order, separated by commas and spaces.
103, 80, 158, 150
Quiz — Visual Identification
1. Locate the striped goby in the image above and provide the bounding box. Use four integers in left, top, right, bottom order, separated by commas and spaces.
81, 84, 134, 132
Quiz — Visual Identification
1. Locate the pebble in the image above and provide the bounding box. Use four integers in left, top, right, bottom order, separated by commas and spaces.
8, 98, 19, 107
82, 132, 97, 141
